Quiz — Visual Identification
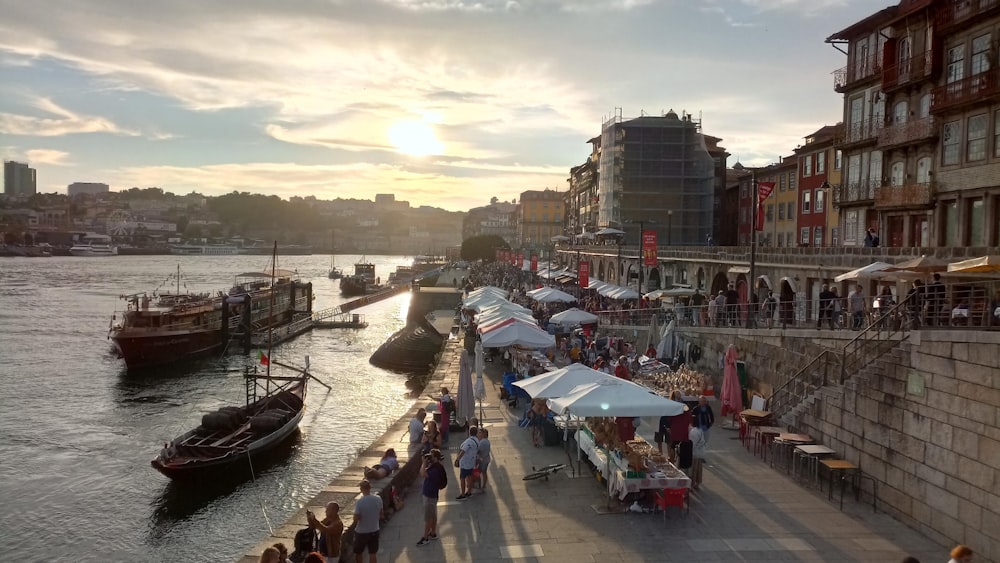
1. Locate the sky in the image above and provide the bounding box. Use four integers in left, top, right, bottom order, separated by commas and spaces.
0, 0, 883, 212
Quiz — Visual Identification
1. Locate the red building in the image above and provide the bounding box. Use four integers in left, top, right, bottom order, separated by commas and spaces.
795, 125, 841, 246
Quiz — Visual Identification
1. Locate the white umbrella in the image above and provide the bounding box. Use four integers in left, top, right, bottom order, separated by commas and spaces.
947, 255, 1000, 274
478, 312, 538, 332
474, 341, 486, 420
479, 319, 555, 348
549, 307, 599, 325
645, 287, 696, 299
551, 235, 570, 242
548, 379, 687, 417
467, 286, 508, 299
595, 227, 626, 236
834, 261, 894, 283
530, 287, 578, 303
457, 350, 475, 425
512, 363, 620, 399
605, 286, 640, 300
526, 286, 552, 297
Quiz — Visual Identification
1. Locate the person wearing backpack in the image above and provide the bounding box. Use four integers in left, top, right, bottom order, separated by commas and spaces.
306, 501, 343, 563
416, 448, 447, 546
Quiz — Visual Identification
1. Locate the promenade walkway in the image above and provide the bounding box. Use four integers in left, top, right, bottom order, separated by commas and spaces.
239, 339, 949, 562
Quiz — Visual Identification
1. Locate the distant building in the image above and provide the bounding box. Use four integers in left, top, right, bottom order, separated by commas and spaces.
751, 156, 800, 248
517, 189, 564, 249
463, 201, 517, 244
593, 108, 718, 246
67, 182, 110, 197
566, 142, 600, 235
4, 161, 37, 196
795, 124, 843, 247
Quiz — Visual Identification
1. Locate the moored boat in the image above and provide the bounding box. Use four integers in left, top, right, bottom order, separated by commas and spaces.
109, 266, 313, 370
70, 235, 118, 256
340, 259, 378, 296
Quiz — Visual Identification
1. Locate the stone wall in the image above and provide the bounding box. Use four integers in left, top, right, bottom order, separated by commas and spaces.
676, 326, 1000, 562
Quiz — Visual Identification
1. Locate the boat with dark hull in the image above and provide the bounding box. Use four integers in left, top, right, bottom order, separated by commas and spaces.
151, 358, 310, 479
340, 259, 381, 296
109, 267, 313, 370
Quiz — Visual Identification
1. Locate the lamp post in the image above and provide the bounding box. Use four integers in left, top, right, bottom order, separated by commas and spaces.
748, 175, 759, 329
628, 219, 654, 293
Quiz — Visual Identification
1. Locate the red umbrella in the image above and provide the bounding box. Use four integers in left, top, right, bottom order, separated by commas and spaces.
720, 345, 743, 417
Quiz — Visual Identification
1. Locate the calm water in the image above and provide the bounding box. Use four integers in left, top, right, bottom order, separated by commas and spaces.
0, 254, 419, 562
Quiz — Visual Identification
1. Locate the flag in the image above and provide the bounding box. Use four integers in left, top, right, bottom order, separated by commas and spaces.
258, 350, 269, 366
756, 181, 776, 231
642, 230, 658, 266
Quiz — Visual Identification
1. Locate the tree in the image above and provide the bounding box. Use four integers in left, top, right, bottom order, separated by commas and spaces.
461, 235, 509, 262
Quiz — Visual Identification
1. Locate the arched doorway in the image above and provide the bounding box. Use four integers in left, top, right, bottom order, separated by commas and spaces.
736, 274, 748, 326
696, 268, 706, 290
597, 261, 606, 281
647, 268, 662, 292
710, 272, 729, 296
779, 277, 797, 326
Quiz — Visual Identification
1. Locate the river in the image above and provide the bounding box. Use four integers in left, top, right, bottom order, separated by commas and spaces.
0, 254, 420, 562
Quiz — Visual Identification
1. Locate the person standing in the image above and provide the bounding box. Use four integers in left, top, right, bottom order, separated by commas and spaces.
725, 284, 740, 327
416, 449, 447, 547
408, 409, 426, 458
455, 426, 480, 500
688, 417, 706, 491
475, 428, 492, 492
817, 284, 835, 330
307, 502, 343, 563
691, 395, 715, 444
848, 285, 866, 330
761, 291, 777, 329
352, 480, 383, 563
927, 273, 945, 326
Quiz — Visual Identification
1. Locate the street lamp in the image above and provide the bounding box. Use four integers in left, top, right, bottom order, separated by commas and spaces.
667, 210, 673, 246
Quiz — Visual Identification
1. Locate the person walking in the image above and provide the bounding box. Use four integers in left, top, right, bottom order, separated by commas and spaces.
475, 428, 492, 492
761, 291, 777, 329
817, 284, 835, 330
352, 480, 383, 563
947, 544, 973, 562
306, 502, 343, 563
688, 416, 706, 491
416, 449, 447, 546
691, 395, 715, 444
848, 285, 866, 330
455, 426, 480, 500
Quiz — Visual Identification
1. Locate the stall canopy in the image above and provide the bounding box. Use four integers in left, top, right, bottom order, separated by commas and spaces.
833, 261, 894, 283
512, 363, 619, 399
885, 255, 950, 273
549, 307, 599, 325
551, 235, 571, 242
947, 255, 1000, 274
479, 318, 555, 348
477, 311, 537, 332
530, 287, 578, 303
604, 286, 640, 300
645, 287, 696, 299
548, 379, 687, 417
595, 227, 625, 236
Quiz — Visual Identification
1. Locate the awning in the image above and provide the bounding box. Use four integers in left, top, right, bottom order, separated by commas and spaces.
728, 266, 750, 274
779, 276, 798, 293
757, 275, 773, 290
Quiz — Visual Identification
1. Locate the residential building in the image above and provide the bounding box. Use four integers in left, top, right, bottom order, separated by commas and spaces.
462, 200, 518, 245
733, 165, 755, 246
705, 135, 733, 245
4, 161, 37, 196
67, 182, 109, 197
751, 156, 798, 248
517, 189, 564, 249
566, 143, 600, 236
593, 108, 718, 246
795, 124, 843, 246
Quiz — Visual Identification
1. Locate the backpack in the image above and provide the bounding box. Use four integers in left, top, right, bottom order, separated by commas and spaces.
292, 526, 317, 558
437, 462, 448, 490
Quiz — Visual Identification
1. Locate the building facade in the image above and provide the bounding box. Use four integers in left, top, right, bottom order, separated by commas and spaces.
795, 124, 843, 247
67, 182, 110, 197
566, 145, 599, 236
593, 108, 718, 246
461, 200, 518, 245
751, 156, 799, 248
517, 189, 564, 249
4, 161, 37, 196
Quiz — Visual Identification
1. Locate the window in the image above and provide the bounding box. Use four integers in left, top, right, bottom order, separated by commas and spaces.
802, 191, 812, 214
740, 182, 748, 198
800, 227, 810, 245
893, 100, 909, 125
891, 161, 905, 186
943, 120, 961, 165
916, 157, 932, 184
814, 226, 823, 247
816, 189, 825, 213
845, 210, 859, 245
778, 203, 786, 220
817, 152, 825, 174
787, 202, 795, 220
996, 111, 1000, 158
779, 175, 786, 192
972, 34, 991, 76
947, 44, 965, 85
788, 174, 796, 191
969, 199, 985, 246
803, 155, 812, 176
834, 150, 842, 170
766, 204, 774, 221
777, 232, 784, 247
919, 94, 931, 118
944, 201, 959, 246
968, 114, 987, 161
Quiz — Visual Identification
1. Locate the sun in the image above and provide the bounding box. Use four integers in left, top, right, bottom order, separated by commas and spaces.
387, 121, 444, 156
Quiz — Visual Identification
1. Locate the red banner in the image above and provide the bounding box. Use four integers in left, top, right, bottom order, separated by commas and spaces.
578, 261, 590, 290
756, 181, 776, 231
516, 253, 524, 266
495, 249, 502, 261
642, 230, 658, 266
530, 254, 538, 272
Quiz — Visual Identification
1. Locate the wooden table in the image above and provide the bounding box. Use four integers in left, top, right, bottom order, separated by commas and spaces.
771, 434, 813, 471
753, 426, 785, 461
820, 459, 859, 505
738, 410, 773, 448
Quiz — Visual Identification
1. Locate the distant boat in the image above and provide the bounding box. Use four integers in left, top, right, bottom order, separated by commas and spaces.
340, 259, 380, 296
169, 244, 241, 255
70, 235, 118, 257
328, 231, 343, 279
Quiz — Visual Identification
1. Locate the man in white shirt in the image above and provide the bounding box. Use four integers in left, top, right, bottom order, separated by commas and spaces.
455, 426, 480, 500
408, 409, 426, 458
688, 417, 706, 491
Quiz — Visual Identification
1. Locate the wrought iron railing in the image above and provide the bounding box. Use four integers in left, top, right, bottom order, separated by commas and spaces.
874, 181, 936, 208
882, 51, 934, 91
877, 116, 937, 149
844, 118, 883, 145
931, 68, 1000, 113
936, 0, 1000, 30
834, 54, 882, 92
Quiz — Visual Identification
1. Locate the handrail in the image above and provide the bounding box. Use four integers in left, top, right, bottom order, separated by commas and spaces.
768, 350, 840, 416
840, 290, 915, 384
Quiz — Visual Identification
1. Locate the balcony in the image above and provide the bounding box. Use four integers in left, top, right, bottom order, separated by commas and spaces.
931, 68, 1000, 113
833, 179, 878, 207
877, 116, 938, 149
936, 0, 1000, 31
834, 54, 882, 93
875, 181, 936, 209
882, 51, 935, 92
841, 118, 883, 148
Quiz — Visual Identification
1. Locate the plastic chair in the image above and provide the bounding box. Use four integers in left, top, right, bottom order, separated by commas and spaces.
653, 488, 689, 520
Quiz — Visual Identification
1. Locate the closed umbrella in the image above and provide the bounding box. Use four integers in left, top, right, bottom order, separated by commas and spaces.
720, 344, 743, 417
457, 350, 475, 426
474, 341, 486, 420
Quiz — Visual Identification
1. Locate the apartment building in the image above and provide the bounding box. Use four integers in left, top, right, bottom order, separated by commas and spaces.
749, 156, 798, 248
795, 124, 844, 246
517, 189, 564, 248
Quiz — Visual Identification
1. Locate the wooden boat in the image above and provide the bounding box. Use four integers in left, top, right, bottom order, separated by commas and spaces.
109, 266, 313, 370
151, 362, 309, 479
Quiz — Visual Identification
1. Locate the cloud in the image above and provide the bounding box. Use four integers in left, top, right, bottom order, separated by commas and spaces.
24, 148, 72, 166
0, 97, 137, 137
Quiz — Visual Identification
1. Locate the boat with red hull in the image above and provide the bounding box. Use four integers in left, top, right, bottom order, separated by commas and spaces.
109, 268, 313, 370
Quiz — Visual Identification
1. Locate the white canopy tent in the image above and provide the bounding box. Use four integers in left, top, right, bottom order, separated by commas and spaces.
834, 262, 894, 283
549, 307, 599, 325
479, 318, 555, 348
645, 287, 696, 300
512, 363, 620, 399
530, 287, 578, 303
548, 379, 687, 417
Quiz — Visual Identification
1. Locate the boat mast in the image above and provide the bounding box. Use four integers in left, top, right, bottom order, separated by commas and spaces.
266, 241, 276, 391
176, 263, 180, 295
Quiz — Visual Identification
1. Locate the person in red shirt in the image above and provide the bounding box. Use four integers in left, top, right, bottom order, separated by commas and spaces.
614, 356, 631, 381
